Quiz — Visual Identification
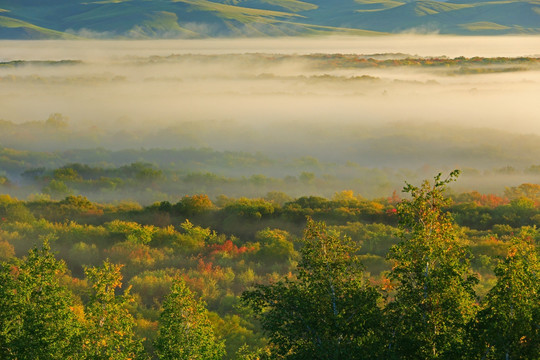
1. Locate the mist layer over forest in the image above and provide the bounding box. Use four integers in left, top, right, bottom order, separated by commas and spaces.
2, 36, 540, 202
2, 36, 539, 360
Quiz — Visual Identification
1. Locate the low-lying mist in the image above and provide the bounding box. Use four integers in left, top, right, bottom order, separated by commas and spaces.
1, 36, 540, 202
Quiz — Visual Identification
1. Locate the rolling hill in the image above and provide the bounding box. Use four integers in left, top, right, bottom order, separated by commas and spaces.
0, 0, 539, 38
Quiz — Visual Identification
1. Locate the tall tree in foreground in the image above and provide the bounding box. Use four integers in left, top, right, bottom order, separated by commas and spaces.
83, 260, 145, 360
0, 239, 80, 359
385, 171, 479, 359
154, 278, 225, 360
474, 228, 539, 359
242, 218, 383, 359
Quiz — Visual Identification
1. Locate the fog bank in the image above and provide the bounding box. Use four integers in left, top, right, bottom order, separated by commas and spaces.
2, 36, 540, 60
1, 36, 540, 195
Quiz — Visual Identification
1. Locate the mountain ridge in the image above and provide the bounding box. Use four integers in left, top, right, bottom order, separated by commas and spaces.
0, 0, 539, 38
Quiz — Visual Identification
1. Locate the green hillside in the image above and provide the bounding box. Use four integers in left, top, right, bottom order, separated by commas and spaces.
0, 15, 77, 39
0, 0, 540, 38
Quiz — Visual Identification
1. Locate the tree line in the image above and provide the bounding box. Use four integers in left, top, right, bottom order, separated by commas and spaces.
242, 172, 538, 359
0, 173, 538, 358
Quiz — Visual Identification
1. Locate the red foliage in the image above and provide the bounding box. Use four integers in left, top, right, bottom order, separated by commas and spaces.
181, 274, 205, 294
475, 193, 509, 208
208, 240, 252, 257
10, 265, 20, 279
457, 191, 509, 208
388, 190, 401, 205
197, 258, 214, 274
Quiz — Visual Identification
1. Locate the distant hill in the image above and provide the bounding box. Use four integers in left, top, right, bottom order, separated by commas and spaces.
1, 0, 540, 38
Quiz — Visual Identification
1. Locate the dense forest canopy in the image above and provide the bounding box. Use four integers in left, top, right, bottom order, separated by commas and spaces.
0, 173, 539, 358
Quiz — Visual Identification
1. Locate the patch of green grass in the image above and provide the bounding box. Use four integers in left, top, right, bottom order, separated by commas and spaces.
355, 0, 404, 11
172, 0, 301, 23
0, 15, 77, 38
133, 11, 200, 37
277, 19, 385, 35
459, 21, 511, 30
64, 3, 142, 24
413, 0, 473, 16
260, 0, 318, 12
84, 0, 132, 3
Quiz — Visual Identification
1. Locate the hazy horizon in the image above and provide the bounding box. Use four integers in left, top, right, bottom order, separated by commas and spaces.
2, 36, 540, 201
2, 36, 540, 60
2, 37, 540, 134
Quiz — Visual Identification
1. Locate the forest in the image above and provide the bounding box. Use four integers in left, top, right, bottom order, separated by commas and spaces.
0, 172, 538, 359
0, 38, 539, 359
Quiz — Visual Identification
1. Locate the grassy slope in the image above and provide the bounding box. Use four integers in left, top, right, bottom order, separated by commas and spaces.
0, 0, 539, 38
213, 0, 318, 12
0, 15, 78, 39
354, 0, 406, 11
348, 0, 540, 34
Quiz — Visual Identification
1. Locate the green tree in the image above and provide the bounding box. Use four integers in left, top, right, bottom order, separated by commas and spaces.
474, 228, 539, 359
42, 179, 73, 199
174, 194, 214, 217
242, 218, 383, 359
0, 239, 81, 359
254, 228, 296, 265
154, 278, 225, 360
385, 171, 479, 359
45, 113, 69, 128
223, 198, 275, 221
0, 240, 15, 261
53, 167, 82, 182
264, 191, 292, 207
82, 260, 145, 360
0, 194, 35, 223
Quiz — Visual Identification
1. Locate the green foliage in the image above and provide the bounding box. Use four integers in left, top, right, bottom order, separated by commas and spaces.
0, 240, 15, 260
0, 239, 81, 359
254, 228, 296, 265
42, 179, 73, 199
242, 218, 383, 359
333, 222, 399, 256
234, 343, 271, 360
83, 260, 145, 360
106, 220, 157, 245
68, 241, 100, 268
0, 177, 539, 359
223, 198, 275, 220
60, 195, 96, 211
128, 269, 178, 309
180, 219, 221, 246
154, 278, 225, 360
121, 162, 163, 184
474, 228, 540, 359
105, 241, 167, 275
504, 183, 540, 202
54, 167, 82, 181
386, 171, 479, 359
174, 194, 214, 216
299, 172, 315, 185
264, 191, 292, 207
0, 194, 36, 223
45, 113, 69, 128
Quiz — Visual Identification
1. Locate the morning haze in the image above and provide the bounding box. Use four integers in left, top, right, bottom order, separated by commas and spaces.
1, 36, 540, 200
1, 16, 539, 360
